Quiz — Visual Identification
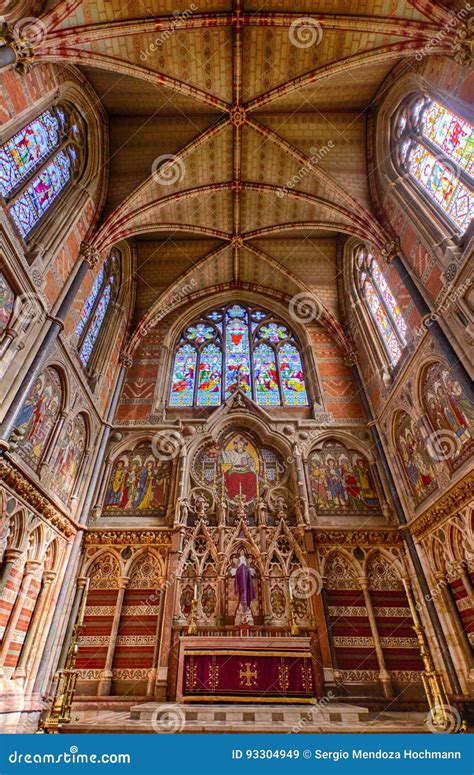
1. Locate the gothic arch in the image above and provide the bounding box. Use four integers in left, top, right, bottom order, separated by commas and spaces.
363, 548, 405, 584
321, 549, 361, 586
1, 74, 107, 261
370, 66, 472, 259
83, 548, 123, 580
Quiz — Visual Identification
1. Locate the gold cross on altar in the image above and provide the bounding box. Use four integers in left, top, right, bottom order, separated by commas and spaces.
239, 662, 258, 687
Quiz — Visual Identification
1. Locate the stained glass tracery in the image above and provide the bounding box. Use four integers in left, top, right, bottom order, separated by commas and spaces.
169, 304, 309, 408
357, 249, 406, 367
76, 256, 119, 368
395, 96, 473, 232
1, 104, 81, 238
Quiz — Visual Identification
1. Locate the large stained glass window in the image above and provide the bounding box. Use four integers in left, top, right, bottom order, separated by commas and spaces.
394, 95, 473, 232
0, 104, 81, 239
356, 247, 407, 367
76, 254, 119, 368
169, 303, 309, 408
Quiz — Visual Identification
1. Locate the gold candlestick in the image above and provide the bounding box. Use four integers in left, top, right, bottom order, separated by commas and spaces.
402, 578, 466, 733
39, 578, 90, 733
188, 598, 198, 635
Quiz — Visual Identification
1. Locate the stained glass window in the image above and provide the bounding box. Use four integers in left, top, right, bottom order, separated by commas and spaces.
356, 248, 407, 367
1, 104, 81, 239
169, 303, 309, 408
394, 95, 473, 232
76, 255, 119, 369
0, 109, 62, 197
10, 150, 73, 237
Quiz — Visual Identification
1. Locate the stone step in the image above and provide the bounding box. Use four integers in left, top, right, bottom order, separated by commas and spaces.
130, 701, 369, 728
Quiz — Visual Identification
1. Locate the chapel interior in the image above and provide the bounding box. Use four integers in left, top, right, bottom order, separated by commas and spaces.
0, 0, 472, 734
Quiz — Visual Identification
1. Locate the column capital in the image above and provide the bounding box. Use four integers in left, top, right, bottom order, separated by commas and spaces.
118, 576, 130, 589
79, 242, 101, 268
380, 239, 400, 264
453, 20, 472, 67
119, 353, 133, 369
0, 23, 34, 74
344, 351, 358, 367
358, 576, 369, 590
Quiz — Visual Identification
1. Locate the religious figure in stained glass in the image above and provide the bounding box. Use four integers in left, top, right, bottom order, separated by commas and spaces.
169, 303, 310, 408
1, 105, 81, 239
356, 247, 407, 367
16, 367, 62, 468
395, 96, 473, 232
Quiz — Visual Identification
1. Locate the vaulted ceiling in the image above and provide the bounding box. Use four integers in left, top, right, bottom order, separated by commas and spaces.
16, 1, 461, 341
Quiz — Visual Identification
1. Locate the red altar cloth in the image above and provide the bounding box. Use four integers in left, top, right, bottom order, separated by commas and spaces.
183, 651, 314, 700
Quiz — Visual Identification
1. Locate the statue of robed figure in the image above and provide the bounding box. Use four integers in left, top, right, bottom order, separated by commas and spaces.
230, 552, 256, 625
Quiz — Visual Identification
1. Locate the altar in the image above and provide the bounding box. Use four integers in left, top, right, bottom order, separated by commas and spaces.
177, 635, 317, 703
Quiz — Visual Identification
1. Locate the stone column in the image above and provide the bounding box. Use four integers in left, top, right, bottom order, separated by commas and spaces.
359, 576, 393, 699
350, 361, 463, 696
97, 576, 129, 697
434, 571, 473, 670
146, 579, 166, 697
32, 355, 129, 695
155, 534, 180, 700
0, 548, 22, 597
0, 243, 100, 450
386, 248, 473, 400
0, 560, 41, 666
12, 570, 57, 683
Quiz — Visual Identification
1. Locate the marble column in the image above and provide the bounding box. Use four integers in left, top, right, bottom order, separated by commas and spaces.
0, 560, 41, 667
359, 576, 393, 699
97, 576, 129, 697
0, 243, 100, 450
12, 570, 57, 683
0, 548, 22, 597
350, 361, 463, 695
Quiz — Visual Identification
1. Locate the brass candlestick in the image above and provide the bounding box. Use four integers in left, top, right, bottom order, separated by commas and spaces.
188, 598, 198, 635
288, 584, 300, 636
402, 578, 466, 733
39, 578, 89, 733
